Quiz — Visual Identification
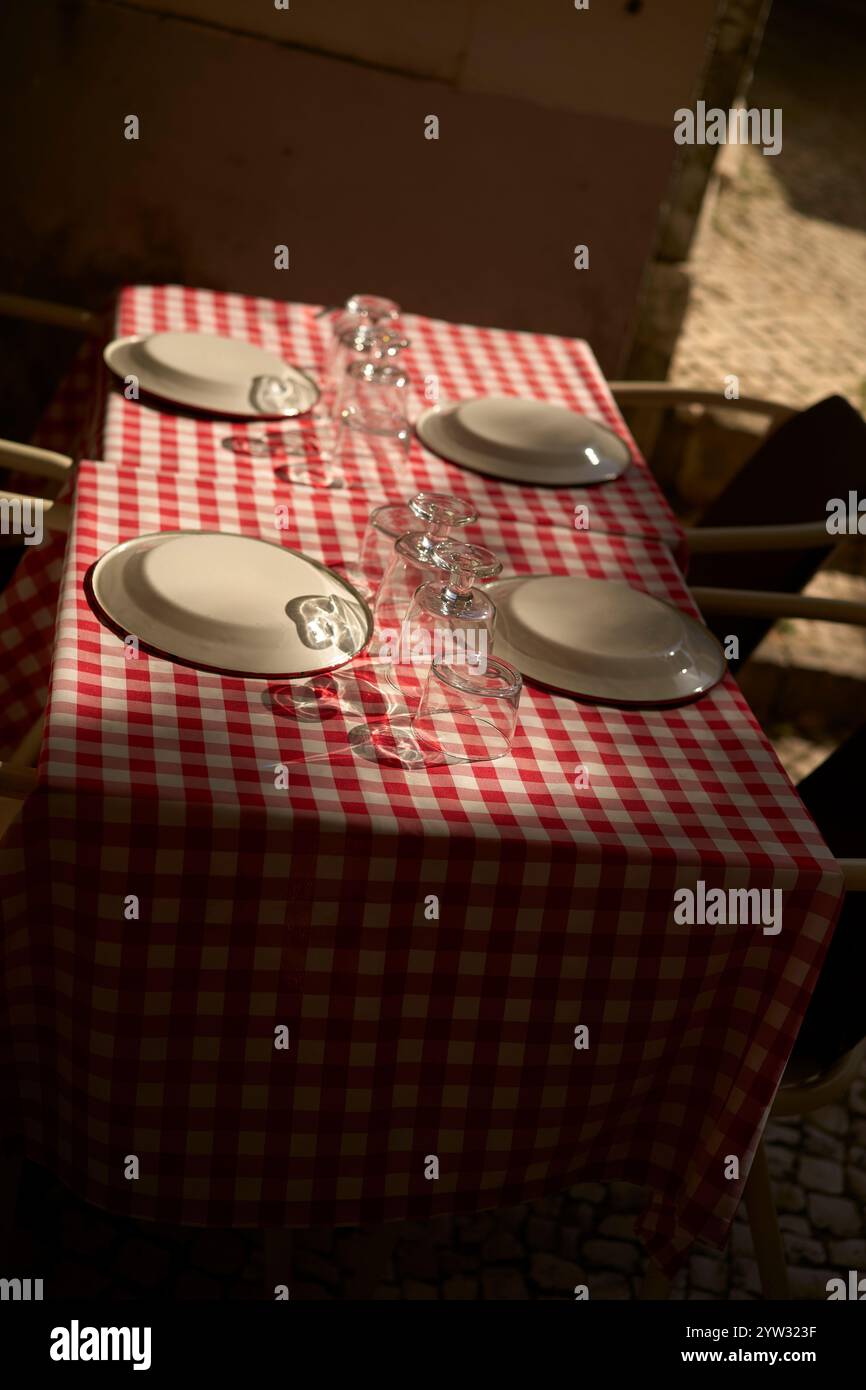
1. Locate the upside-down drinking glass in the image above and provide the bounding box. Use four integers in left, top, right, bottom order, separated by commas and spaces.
344, 293, 401, 325
282, 361, 411, 490
339, 359, 412, 444
323, 295, 402, 385
280, 361, 408, 492
330, 325, 411, 418
341, 495, 430, 601
412, 655, 523, 762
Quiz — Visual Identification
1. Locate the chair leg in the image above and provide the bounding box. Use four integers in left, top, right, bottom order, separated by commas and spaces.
639, 1257, 672, 1299
744, 1140, 790, 1299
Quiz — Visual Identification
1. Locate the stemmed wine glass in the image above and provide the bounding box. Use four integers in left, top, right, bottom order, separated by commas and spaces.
372, 494, 478, 653
378, 538, 502, 712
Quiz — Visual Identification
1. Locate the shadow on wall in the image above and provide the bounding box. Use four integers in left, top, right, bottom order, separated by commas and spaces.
747, 0, 866, 233
0, 2, 715, 349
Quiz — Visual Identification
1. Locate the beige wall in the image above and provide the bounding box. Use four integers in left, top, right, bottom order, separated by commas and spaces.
117, 0, 716, 125
0, 0, 718, 438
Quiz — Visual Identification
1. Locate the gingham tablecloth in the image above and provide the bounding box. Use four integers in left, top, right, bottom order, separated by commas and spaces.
2, 452, 844, 1270
1, 285, 682, 757
104, 287, 682, 542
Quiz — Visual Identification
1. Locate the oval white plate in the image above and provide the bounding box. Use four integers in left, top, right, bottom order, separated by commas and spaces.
415, 396, 631, 486
488, 575, 726, 706
91, 531, 372, 677
104, 331, 319, 418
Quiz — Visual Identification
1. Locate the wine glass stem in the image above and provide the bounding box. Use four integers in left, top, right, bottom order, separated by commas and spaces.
445, 558, 476, 603
427, 515, 453, 543
443, 585, 472, 610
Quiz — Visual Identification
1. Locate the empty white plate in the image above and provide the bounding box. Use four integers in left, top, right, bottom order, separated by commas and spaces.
415, 396, 631, 486
104, 331, 319, 417
91, 531, 371, 677
488, 575, 726, 706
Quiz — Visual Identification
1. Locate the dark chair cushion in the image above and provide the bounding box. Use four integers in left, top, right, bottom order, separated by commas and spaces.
688, 396, 866, 666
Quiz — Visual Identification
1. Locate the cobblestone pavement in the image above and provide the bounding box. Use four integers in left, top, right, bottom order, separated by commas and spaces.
670, 2, 866, 413
10, 1066, 866, 1300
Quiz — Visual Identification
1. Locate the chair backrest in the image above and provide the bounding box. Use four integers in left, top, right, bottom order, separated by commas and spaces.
0, 441, 73, 593
687, 395, 866, 664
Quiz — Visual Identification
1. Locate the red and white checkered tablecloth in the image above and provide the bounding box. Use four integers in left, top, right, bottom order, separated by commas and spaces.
0, 285, 682, 762
1, 439, 843, 1272
105, 286, 684, 549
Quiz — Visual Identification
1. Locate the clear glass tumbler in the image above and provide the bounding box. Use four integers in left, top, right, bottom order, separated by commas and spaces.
324, 295, 402, 386
344, 293, 401, 325
412, 655, 523, 762
284, 361, 411, 490
341, 495, 428, 601
330, 327, 410, 419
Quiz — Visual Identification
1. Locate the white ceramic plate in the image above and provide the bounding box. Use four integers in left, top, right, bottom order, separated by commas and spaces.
90, 531, 372, 677
488, 575, 726, 706
103, 331, 319, 418
415, 396, 631, 486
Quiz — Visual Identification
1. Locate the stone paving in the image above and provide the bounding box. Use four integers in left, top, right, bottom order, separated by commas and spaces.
11, 1065, 866, 1300
669, 4, 866, 414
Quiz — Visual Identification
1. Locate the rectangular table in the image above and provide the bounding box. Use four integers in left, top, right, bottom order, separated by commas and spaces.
0, 286, 683, 761
0, 288, 845, 1275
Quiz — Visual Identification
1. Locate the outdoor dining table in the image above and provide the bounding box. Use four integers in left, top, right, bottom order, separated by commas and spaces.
0, 286, 845, 1276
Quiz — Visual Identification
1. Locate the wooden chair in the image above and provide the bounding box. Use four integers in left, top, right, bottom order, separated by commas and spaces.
0, 295, 87, 802
0, 479, 73, 542
0, 289, 91, 586
0, 440, 72, 835
0, 373, 78, 525
610, 386, 866, 670
0, 292, 101, 338
0, 439, 72, 578
742, 1039, 866, 1299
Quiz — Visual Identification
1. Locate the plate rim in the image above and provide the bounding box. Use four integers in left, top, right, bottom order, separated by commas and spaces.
89, 528, 373, 679
103, 333, 320, 420
488, 573, 728, 706
415, 399, 631, 488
